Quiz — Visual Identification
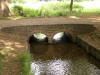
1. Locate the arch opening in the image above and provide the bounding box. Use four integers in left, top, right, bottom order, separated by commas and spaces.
29, 33, 48, 44
28, 33, 48, 53
53, 32, 72, 43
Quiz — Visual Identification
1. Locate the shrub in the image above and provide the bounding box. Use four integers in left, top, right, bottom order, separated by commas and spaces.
11, 5, 24, 16
11, 5, 39, 17
15, 51, 32, 75
23, 8, 38, 17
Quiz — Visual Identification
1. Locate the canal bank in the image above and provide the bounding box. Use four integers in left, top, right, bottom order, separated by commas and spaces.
71, 30, 100, 61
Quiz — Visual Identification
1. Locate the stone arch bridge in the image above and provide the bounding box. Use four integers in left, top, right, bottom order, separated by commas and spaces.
0, 24, 96, 50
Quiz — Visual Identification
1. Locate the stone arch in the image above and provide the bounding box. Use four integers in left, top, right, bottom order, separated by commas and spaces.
52, 32, 72, 43
28, 33, 48, 53
28, 33, 48, 44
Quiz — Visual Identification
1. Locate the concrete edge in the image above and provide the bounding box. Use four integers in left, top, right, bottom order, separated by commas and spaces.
71, 34, 100, 60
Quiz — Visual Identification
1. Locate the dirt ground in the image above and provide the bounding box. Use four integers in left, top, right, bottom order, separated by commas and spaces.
0, 16, 100, 75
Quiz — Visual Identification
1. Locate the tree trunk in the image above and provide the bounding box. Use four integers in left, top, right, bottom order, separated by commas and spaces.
70, 0, 73, 12
0, 0, 10, 16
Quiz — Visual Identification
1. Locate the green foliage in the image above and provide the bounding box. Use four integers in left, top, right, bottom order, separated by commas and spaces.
78, 8, 100, 16
11, 5, 39, 17
72, 3, 83, 13
23, 8, 38, 17
74, 0, 93, 2
38, 2, 83, 17
8, 0, 26, 3
10, 2, 100, 17
0, 53, 4, 70
11, 5, 24, 16
15, 51, 32, 75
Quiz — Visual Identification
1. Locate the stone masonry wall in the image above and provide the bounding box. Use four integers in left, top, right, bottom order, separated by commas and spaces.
0, 24, 95, 43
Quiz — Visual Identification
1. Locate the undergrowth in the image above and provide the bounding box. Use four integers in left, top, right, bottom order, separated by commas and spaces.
15, 51, 32, 75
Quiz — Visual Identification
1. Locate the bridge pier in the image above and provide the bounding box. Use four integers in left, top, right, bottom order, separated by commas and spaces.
48, 37, 53, 44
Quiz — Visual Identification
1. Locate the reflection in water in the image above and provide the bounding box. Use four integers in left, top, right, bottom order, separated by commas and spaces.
31, 59, 70, 75
30, 43, 100, 75
47, 59, 69, 75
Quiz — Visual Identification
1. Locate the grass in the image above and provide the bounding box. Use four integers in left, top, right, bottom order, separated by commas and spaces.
0, 47, 32, 75
22, 8, 39, 17
37, 2, 84, 17
10, 2, 84, 17
15, 51, 32, 75
10, 2, 100, 18
0, 53, 4, 70
0, 48, 6, 75
0, 47, 8, 70
82, 8, 100, 16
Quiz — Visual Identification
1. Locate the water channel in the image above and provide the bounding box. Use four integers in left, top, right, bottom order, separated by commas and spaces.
30, 43, 100, 75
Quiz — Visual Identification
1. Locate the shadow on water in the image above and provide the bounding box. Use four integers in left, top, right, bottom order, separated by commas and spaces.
30, 43, 100, 75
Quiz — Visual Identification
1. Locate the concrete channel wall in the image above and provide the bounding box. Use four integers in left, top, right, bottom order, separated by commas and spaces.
72, 35, 100, 60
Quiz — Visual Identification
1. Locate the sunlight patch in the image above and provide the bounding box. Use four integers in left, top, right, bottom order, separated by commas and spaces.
34, 33, 47, 41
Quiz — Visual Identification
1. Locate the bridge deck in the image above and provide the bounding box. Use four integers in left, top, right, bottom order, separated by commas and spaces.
0, 17, 100, 28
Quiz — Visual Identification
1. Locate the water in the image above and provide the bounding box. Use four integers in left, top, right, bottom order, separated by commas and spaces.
30, 43, 100, 75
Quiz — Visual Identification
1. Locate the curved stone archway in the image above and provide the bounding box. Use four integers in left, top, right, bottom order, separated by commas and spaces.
52, 32, 72, 43
29, 33, 48, 44
28, 33, 48, 53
